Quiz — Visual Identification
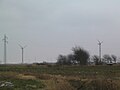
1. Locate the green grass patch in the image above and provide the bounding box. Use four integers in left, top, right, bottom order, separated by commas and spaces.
0, 78, 45, 90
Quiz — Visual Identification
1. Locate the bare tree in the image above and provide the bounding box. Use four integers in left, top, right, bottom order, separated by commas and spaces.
103, 54, 117, 64
92, 55, 101, 65
72, 46, 90, 65
111, 55, 117, 63
57, 55, 72, 65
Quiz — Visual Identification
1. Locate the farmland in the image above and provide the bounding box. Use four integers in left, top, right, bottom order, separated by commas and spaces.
0, 65, 120, 90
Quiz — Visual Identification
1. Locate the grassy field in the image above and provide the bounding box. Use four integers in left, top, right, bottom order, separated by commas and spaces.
0, 65, 120, 90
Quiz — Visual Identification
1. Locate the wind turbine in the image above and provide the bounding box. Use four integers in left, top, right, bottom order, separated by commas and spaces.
18, 44, 27, 64
2, 34, 8, 64
97, 40, 103, 62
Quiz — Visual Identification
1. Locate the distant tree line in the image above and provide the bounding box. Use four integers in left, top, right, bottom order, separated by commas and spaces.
56, 46, 90, 65
56, 46, 118, 65
91, 54, 117, 65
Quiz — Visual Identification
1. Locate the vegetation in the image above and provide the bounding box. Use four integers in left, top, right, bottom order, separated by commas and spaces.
91, 55, 101, 65
72, 47, 90, 65
56, 46, 118, 66
57, 46, 90, 65
102, 54, 117, 64
0, 65, 120, 90
0, 46, 119, 90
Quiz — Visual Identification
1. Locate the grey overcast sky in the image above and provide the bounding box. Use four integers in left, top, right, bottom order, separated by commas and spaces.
0, 0, 120, 63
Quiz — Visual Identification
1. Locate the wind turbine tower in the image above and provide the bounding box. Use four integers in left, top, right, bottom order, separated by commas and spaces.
3, 34, 8, 64
19, 44, 27, 64
98, 40, 103, 62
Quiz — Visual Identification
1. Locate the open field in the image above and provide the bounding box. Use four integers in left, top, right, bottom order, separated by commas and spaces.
0, 65, 120, 90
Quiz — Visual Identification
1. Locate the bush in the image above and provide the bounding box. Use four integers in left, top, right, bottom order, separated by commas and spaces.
69, 79, 119, 90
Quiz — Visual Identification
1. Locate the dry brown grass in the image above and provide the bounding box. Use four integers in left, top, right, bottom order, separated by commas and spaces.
43, 77, 74, 90
17, 74, 36, 80
0, 65, 120, 90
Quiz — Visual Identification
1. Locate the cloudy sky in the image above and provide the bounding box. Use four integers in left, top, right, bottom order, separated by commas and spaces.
0, 0, 120, 63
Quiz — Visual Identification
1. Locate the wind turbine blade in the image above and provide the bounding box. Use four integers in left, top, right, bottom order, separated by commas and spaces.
18, 44, 22, 48
23, 45, 27, 49
97, 40, 100, 43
